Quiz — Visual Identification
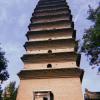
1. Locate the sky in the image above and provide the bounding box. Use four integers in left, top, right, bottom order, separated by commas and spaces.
0, 0, 100, 92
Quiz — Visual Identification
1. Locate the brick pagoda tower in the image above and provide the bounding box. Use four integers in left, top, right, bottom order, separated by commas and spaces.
17, 0, 84, 100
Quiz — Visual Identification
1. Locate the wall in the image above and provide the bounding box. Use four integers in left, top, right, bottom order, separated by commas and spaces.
24, 61, 77, 69
17, 77, 83, 100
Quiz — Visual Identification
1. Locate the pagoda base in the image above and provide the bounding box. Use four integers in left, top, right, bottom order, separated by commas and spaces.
17, 68, 84, 100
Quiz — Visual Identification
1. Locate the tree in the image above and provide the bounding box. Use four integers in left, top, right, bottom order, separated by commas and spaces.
0, 47, 9, 99
0, 86, 3, 100
0, 48, 9, 82
81, 3, 100, 66
3, 82, 18, 100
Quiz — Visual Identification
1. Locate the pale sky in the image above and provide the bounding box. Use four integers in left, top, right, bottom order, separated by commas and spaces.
0, 0, 100, 93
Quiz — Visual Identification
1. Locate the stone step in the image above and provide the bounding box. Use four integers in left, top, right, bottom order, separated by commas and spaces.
31, 13, 72, 24
34, 6, 69, 13
21, 52, 76, 64
37, 1, 67, 8
24, 38, 75, 51
33, 8, 70, 17
28, 20, 73, 31
18, 68, 83, 79
35, 4, 68, 12
26, 28, 76, 41
38, 0, 66, 6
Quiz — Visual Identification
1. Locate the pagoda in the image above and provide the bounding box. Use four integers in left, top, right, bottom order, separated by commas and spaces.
17, 0, 84, 100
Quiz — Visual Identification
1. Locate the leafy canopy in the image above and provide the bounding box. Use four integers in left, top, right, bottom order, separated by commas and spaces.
0, 48, 9, 83
0, 47, 9, 99
82, 4, 100, 66
3, 82, 18, 100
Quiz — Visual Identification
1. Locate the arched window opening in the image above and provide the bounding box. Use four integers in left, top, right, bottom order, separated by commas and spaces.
47, 64, 52, 68
48, 38, 52, 41
48, 50, 52, 54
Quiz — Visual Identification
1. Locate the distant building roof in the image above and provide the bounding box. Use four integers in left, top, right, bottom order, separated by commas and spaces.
84, 89, 100, 100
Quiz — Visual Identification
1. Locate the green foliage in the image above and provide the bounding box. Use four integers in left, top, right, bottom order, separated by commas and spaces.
82, 4, 100, 65
0, 46, 9, 99
0, 48, 9, 82
3, 82, 18, 100
0, 86, 3, 100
